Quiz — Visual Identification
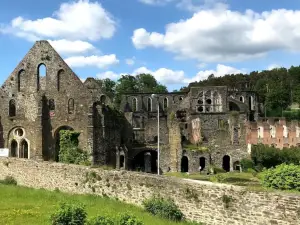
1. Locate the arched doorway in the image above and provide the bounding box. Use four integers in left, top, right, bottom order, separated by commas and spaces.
10, 140, 17, 157
54, 126, 74, 162
222, 155, 231, 172
20, 140, 29, 159
132, 150, 157, 173
181, 156, 189, 172
120, 155, 125, 168
233, 161, 241, 171
199, 157, 206, 171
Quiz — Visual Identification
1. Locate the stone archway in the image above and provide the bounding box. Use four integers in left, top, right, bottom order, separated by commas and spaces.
132, 150, 157, 173
19, 139, 29, 159
181, 156, 189, 172
199, 157, 206, 171
10, 140, 17, 157
222, 155, 231, 172
54, 126, 74, 162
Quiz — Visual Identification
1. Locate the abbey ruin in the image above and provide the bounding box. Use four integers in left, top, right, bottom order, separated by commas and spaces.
1, 40, 267, 173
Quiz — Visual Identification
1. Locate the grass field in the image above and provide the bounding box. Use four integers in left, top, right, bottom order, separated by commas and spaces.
165, 171, 262, 188
0, 184, 200, 225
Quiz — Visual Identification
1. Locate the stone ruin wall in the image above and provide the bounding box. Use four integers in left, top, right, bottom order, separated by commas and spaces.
0, 158, 299, 225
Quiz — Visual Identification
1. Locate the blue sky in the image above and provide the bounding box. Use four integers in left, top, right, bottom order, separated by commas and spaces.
1, 0, 300, 91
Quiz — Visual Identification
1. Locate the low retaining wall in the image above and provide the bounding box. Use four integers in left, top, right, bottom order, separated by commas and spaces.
0, 158, 299, 225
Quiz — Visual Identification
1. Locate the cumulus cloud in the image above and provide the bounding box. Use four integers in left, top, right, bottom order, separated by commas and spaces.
65, 55, 119, 69
49, 39, 97, 55
138, 0, 174, 6
96, 64, 242, 85
133, 67, 185, 84
185, 64, 245, 83
2, 0, 116, 41
132, 8, 300, 62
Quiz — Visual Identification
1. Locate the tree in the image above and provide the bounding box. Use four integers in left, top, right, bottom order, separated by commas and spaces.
95, 78, 116, 99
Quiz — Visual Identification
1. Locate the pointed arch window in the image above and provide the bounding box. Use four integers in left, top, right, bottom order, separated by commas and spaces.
57, 69, 64, 91
37, 64, 46, 91
49, 99, 55, 111
10, 140, 17, 157
163, 97, 168, 110
9, 99, 16, 117
20, 140, 29, 159
18, 70, 25, 92
100, 95, 106, 105
132, 98, 138, 112
147, 97, 152, 112
68, 98, 75, 114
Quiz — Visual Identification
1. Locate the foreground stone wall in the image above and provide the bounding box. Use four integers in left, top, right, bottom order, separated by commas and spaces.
0, 158, 299, 225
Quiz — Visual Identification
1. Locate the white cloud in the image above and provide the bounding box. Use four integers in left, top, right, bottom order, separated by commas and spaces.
97, 71, 121, 80
65, 54, 119, 69
185, 64, 245, 83
132, 67, 185, 84
177, 0, 228, 12
267, 64, 281, 70
132, 8, 300, 63
125, 57, 136, 66
48, 39, 96, 55
2, 0, 116, 41
138, 0, 174, 5
95, 64, 241, 85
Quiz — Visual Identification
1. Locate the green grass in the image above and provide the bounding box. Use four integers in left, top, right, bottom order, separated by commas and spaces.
0, 184, 200, 225
165, 171, 261, 187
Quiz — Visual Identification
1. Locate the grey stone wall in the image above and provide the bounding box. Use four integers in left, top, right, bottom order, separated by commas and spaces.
0, 158, 299, 225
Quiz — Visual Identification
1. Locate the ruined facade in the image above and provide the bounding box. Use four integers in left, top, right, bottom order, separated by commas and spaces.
246, 118, 300, 149
121, 86, 259, 173
2, 41, 261, 173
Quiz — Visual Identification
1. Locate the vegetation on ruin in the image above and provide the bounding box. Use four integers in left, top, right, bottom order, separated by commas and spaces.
59, 130, 90, 166
0, 184, 202, 225
179, 66, 300, 118
182, 144, 209, 153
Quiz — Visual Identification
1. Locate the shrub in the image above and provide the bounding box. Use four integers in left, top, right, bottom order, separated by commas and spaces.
240, 158, 254, 171
0, 176, 17, 185
50, 202, 87, 225
251, 144, 300, 170
58, 130, 90, 165
118, 213, 143, 225
142, 196, 183, 221
213, 167, 226, 174
261, 163, 300, 191
87, 215, 114, 225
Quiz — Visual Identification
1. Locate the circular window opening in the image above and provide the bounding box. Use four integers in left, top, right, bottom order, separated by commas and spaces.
198, 99, 203, 104
197, 106, 204, 112
179, 97, 183, 101
206, 99, 212, 104
15, 128, 24, 137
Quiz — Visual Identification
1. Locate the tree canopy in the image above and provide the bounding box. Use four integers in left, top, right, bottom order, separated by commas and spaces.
96, 73, 168, 106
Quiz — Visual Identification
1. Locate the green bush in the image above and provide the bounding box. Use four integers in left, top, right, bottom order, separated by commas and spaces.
58, 130, 90, 165
261, 164, 300, 191
240, 158, 254, 171
50, 203, 87, 225
251, 144, 300, 170
213, 167, 226, 174
87, 215, 114, 225
118, 213, 143, 225
0, 176, 17, 185
142, 196, 183, 221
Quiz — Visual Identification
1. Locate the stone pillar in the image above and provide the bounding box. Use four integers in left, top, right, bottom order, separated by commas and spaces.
35, 97, 43, 160
87, 106, 94, 164
144, 152, 152, 173
116, 146, 120, 170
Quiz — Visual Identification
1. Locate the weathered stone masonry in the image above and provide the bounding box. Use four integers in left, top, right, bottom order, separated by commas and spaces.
1, 158, 299, 225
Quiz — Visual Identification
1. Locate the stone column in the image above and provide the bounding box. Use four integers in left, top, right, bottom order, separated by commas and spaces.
116, 146, 120, 170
